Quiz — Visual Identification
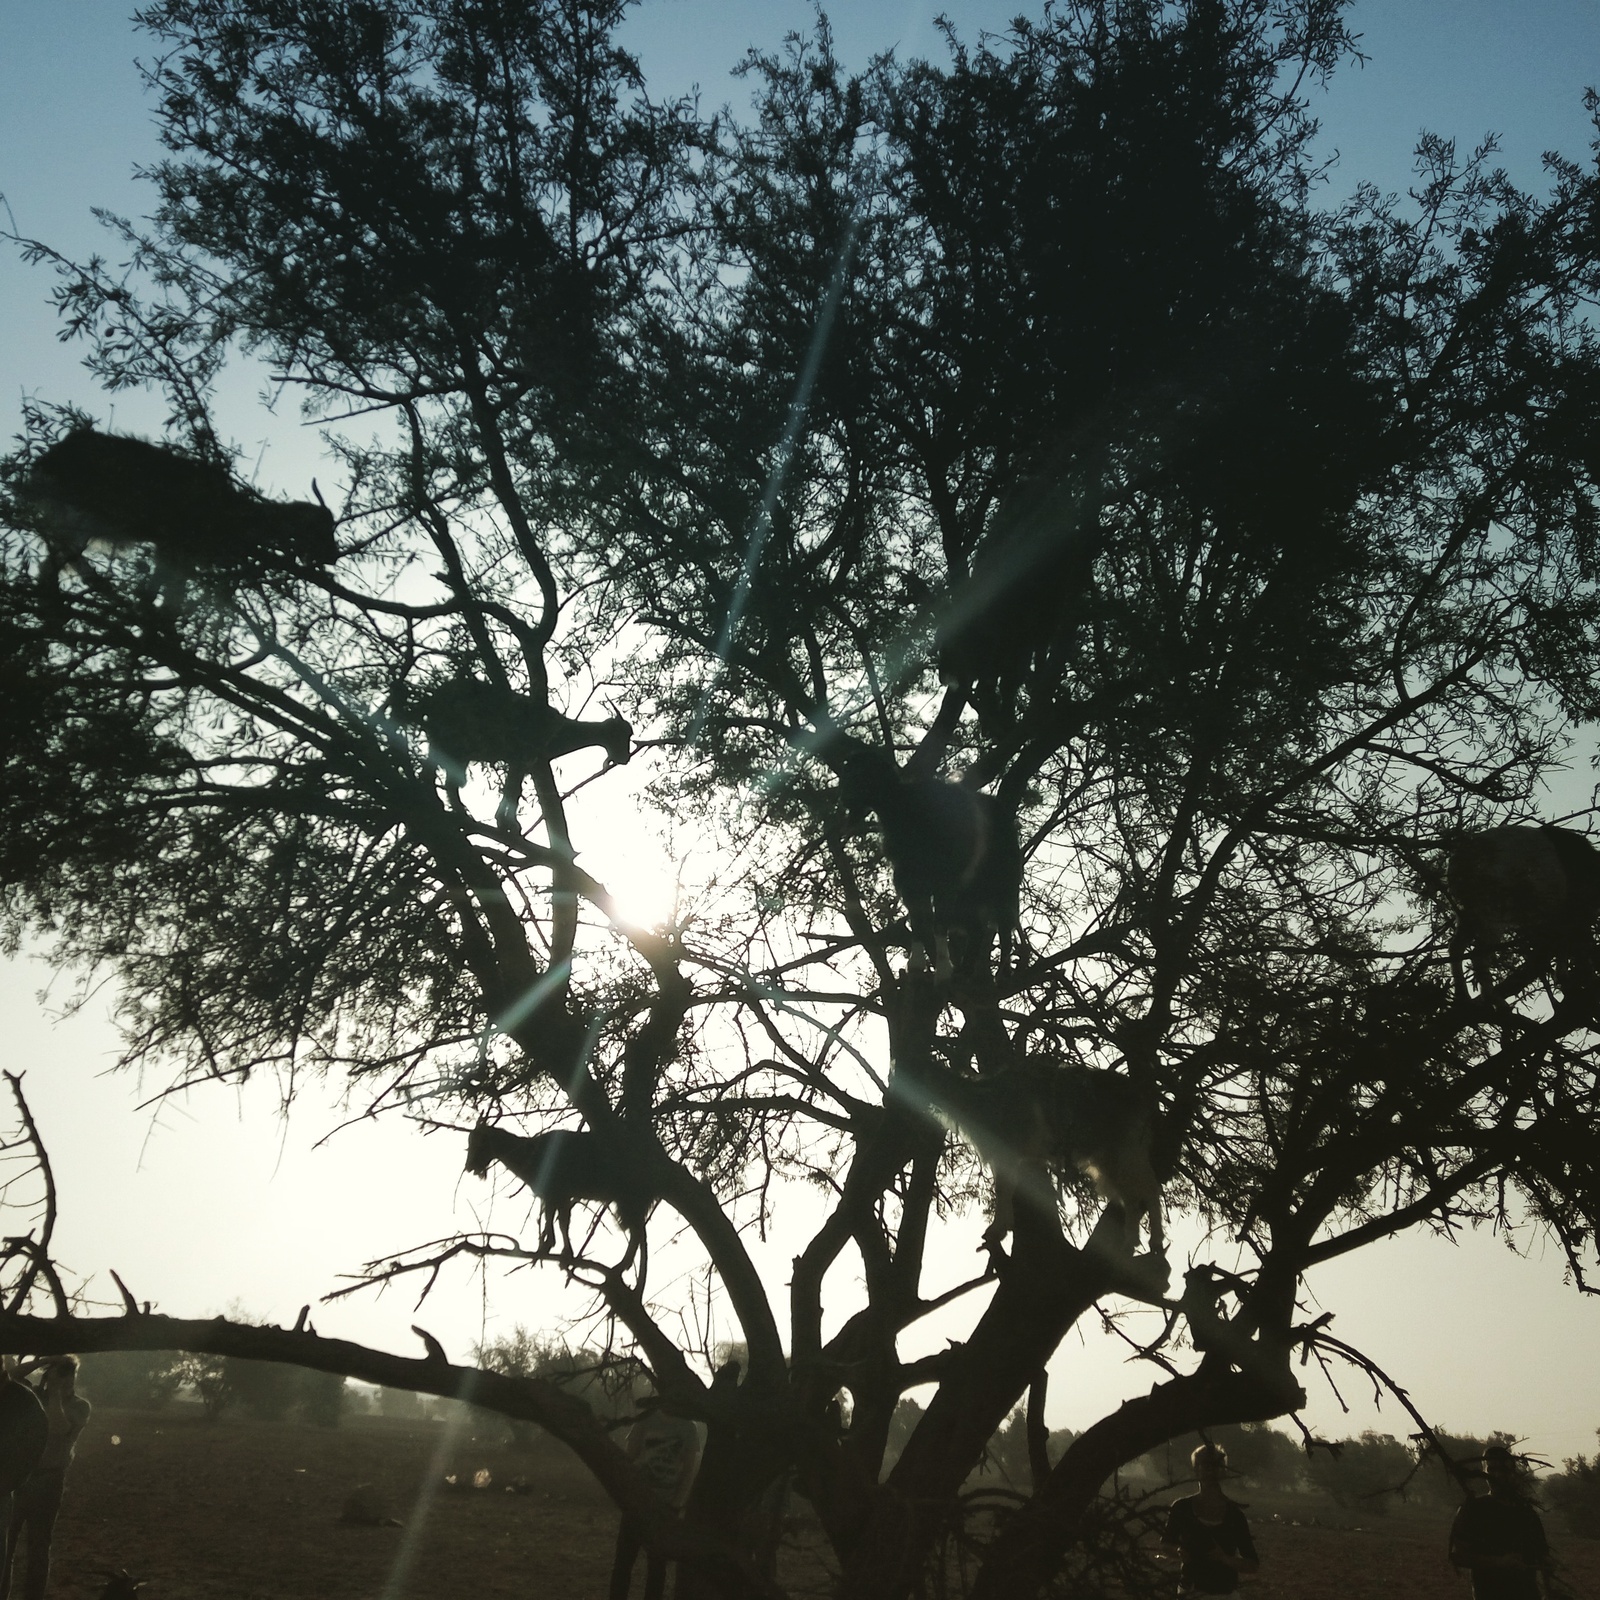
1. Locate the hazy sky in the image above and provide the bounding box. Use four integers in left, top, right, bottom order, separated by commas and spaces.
3, 0, 1600, 1462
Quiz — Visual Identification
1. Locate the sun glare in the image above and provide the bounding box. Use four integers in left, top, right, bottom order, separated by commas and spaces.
599, 849, 687, 932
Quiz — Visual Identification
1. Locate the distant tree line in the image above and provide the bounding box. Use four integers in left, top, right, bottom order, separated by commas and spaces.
74, 1344, 1600, 1546
973, 1410, 1600, 1542
1546, 1436, 1600, 1540
76, 1347, 346, 1427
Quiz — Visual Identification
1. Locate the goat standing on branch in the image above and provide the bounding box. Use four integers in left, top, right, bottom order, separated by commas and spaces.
834, 745, 1022, 982
1447, 824, 1600, 1000
400, 677, 632, 783
933, 1060, 1166, 1284
464, 1123, 650, 1269
24, 429, 339, 574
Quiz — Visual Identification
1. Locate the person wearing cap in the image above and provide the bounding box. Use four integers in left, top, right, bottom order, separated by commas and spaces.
1, 1356, 91, 1600
1449, 1444, 1551, 1600
1160, 1442, 1260, 1597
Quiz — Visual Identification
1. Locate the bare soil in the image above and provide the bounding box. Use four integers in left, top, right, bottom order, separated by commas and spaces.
52, 1406, 617, 1600
37, 1407, 1600, 1599
1238, 1492, 1600, 1599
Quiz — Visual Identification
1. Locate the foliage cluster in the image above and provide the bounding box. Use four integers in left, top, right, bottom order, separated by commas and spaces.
172, 1352, 346, 1427
472, 1328, 645, 1447
1133, 1421, 1305, 1492
76, 1348, 186, 1411
1545, 1437, 1600, 1539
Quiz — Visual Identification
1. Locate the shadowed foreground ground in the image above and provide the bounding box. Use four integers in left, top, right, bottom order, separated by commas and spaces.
41, 1408, 1600, 1599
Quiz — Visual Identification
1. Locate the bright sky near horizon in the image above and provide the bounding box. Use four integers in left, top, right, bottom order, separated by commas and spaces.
3, 0, 1600, 1465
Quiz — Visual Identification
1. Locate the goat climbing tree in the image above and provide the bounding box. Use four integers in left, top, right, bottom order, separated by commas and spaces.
4, 3, 1600, 1597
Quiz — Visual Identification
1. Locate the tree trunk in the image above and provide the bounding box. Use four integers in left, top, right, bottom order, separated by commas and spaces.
1026, 1369, 1051, 1492
675, 1380, 794, 1600
835, 1221, 1110, 1599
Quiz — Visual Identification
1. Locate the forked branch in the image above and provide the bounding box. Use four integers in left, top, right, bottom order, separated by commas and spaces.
0, 1073, 68, 1318
1304, 1327, 1479, 1498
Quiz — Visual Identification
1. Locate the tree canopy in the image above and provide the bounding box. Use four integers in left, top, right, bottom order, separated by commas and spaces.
4, 2, 1600, 1596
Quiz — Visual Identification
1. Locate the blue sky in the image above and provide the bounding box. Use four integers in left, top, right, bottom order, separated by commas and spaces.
3, 0, 1600, 1457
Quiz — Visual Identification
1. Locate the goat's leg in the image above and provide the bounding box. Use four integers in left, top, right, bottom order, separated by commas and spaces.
996, 916, 1015, 977
903, 897, 941, 978
555, 1202, 578, 1267
1144, 1191, 1165, 1260
618, 1224, 644, 1274
1554, 925, 1600, 1013
984, 1172, 1016, 1252
574, 1204, 608, 1261
1125, 1188, 1170, 1297
1448, 932, 1475, 1004
1119, 1152, 1164, 1260
496, 763, 526, 831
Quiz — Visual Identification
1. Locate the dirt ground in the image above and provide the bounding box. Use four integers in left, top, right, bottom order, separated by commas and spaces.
37, 1407, 1600, 1599
1235, 1493, 1600, 1599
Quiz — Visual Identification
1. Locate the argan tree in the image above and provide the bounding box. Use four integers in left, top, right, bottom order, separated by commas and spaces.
3, 2, 1600, 1597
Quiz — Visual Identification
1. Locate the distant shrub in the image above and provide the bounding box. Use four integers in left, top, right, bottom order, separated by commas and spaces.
378, 1385, 422, 1419
1215, 1423, 1304, 1492
969, 1407, 1077, 1489
224, 1357, 302, 1422
981, 1406, 1032, 1486
174, 1352, 232, 1421
299, 1369, 347, 1429
1305, 1431, 1417, 1512
1544, 1446, 1600, 1539
883, 1397, 925, 1471
473, 1328, 640, 1448
1137, 1423, 1302, 1492
76, 1350, 185, 1411
1410, 1431, 1500, 1505
169, 1350, 345, 1427
1304, 1428, 1521, 1510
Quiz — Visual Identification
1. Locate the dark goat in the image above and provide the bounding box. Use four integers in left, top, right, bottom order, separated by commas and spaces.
407, 678, 631, 779
1447, 825, 1600, 997
836, 748, 1021, 980
936, 1061, 1164, 1268
465, 1123, 650, 1266
26, 428, 338, 569
96, 1572, 146, 1600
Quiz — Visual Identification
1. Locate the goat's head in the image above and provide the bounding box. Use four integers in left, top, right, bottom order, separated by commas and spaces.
464, 1121, 497, 1177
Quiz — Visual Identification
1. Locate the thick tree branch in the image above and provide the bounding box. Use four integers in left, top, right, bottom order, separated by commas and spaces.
0, 1310, 775, 1597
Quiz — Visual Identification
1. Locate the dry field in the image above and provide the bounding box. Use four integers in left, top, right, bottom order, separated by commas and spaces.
38, 1407, 1600, 1599
1234, 1495, 1600, 1600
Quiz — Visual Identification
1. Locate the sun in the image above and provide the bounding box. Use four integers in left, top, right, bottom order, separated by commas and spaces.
606, 858, 686, 932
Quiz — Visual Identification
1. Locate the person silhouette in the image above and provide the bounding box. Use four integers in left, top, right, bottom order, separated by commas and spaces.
1449, 1444, 1551, 1600
0, 1364, 45, 1505
609, 1396, 702, 1600
1, 1355, 86, 1600
1160, 1442, 1260, 1597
